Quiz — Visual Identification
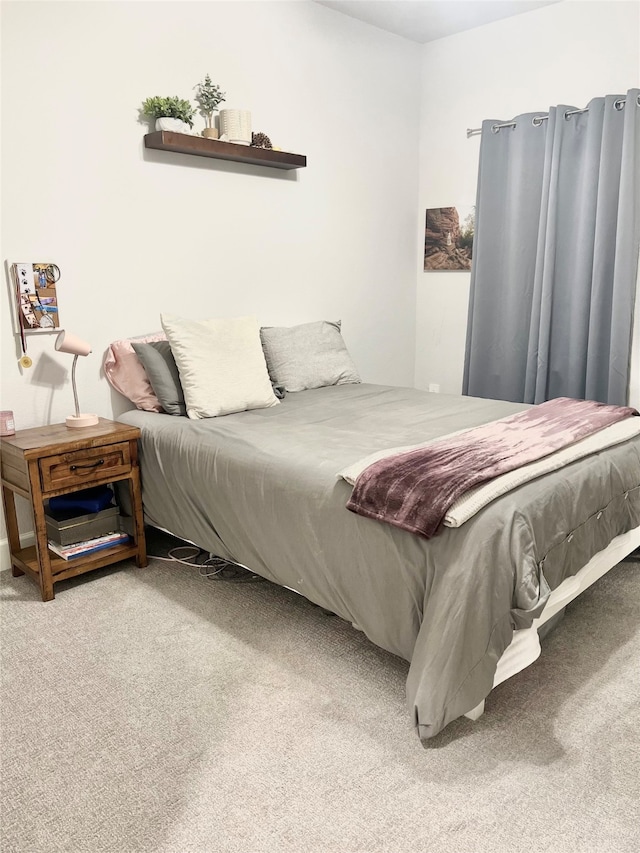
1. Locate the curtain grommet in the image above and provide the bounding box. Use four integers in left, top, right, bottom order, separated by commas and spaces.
614, 98, 625, 111
532, 116, 544, 127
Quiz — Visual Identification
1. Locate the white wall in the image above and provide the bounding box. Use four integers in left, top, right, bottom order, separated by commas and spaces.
416, 0, 640, 395
0, 0, 420, 547
1, 0, 420, 428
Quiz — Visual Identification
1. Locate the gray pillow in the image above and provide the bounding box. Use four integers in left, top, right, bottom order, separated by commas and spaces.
131, 341, 186, 416
260, 320, 361, 393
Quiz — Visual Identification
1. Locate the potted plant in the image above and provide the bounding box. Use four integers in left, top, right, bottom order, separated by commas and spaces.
141, 96, 196, 134
194, 74, 226, 139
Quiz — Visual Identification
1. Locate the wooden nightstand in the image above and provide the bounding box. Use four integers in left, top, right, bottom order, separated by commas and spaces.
1, 418, 147, 601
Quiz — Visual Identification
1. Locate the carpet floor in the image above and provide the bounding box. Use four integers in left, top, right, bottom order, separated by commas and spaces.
1, 534, 639, 853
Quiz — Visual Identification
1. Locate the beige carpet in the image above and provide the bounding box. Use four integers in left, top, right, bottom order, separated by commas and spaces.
1, 538, 639, 853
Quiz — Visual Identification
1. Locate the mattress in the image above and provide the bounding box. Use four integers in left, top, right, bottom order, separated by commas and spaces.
118, 383, 640, 740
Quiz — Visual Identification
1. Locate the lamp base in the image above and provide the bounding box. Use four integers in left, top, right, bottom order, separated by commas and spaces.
65, 413, 100, 429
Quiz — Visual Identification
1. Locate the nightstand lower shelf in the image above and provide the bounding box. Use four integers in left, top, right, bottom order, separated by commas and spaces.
13, 542, 141, 583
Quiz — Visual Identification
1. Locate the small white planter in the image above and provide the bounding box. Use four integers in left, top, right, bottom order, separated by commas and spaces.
155, 117, 192, 134
219, 109, 252, 146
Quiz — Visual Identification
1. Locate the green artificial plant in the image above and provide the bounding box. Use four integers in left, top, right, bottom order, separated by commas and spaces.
194, 74, 226, 128
141, 96, 195, 127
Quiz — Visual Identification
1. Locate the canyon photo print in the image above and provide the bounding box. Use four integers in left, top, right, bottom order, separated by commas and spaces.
424, 206, 475, 271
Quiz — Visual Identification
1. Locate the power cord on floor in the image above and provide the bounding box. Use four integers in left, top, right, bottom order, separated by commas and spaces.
200, 559, 267, 583
148, 545, 266, 582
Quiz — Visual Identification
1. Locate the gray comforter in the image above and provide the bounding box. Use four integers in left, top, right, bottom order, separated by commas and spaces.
119, 384, 640, 741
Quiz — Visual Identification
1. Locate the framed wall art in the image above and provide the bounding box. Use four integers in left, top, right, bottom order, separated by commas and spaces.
424, 206, 475, 271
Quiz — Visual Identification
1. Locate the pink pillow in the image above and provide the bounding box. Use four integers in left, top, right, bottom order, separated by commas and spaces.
104, 332, 167, 411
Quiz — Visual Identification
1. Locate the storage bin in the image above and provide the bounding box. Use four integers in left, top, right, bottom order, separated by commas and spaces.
45, 504, 121, 546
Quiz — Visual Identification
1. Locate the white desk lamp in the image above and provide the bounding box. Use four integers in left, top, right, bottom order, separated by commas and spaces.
55, 331, 99, 428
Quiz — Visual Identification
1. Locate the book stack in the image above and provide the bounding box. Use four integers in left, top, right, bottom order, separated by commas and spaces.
48, 531, 131, 561
46, 485, 130, 560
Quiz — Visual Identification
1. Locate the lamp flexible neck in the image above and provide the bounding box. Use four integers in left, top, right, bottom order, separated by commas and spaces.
71, 354, 80, 417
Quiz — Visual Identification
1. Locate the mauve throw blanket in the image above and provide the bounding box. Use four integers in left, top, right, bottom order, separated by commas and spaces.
347, 397, 638, 538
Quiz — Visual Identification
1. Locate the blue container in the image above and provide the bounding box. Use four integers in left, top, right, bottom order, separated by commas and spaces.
48, 485, 114, 515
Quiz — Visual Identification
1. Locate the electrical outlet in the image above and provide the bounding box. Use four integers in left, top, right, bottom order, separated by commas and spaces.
428, 383, 440, 393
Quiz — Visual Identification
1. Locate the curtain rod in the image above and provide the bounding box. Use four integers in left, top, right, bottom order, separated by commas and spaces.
466, 94, 636, 138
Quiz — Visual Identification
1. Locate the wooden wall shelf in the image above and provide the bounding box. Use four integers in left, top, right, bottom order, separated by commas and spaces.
144, 132, 307, 170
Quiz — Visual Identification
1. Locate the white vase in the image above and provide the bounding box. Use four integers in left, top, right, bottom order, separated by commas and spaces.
155, 117, 192, 134
219, 109, 252, 145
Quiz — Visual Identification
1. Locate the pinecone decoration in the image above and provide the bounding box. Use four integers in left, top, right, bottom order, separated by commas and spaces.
251, 131, 272, 149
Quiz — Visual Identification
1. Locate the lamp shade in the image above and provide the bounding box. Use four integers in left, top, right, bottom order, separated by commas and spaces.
55, 330, 92, 357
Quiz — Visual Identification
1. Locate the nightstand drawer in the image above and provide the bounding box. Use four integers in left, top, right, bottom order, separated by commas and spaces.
39, 442, 131, 491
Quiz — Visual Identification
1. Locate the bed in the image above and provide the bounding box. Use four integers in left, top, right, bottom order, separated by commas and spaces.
116, 380, 640, 742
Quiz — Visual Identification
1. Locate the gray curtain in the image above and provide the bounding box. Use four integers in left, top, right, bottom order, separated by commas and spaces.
463, 89, 640, 406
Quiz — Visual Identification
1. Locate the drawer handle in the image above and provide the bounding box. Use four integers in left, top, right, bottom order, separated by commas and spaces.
70, 459, 105, 472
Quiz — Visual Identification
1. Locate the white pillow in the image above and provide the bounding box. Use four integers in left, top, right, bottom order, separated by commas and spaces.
160, 314, 279, 418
